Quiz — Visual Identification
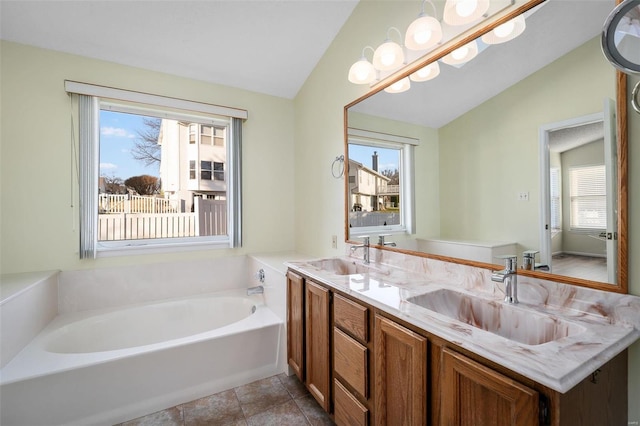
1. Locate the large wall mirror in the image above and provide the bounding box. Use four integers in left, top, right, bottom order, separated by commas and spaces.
344, 0, 628, 293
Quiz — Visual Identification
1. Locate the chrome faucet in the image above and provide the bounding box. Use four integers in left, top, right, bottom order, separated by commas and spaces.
378, 234, 396, 247
350, 236, 370, 264
522, 250, 549, 271
247, 285, 264, 295
491, 255, 518, 304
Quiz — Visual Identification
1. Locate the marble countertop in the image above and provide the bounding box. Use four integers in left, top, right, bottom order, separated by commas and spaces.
285, 254, 640, 393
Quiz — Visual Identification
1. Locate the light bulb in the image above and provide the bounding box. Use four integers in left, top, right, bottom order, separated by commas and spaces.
373, 40, 405, 71
410, 62, 440, 82
381, 51, 396, 66
384, 77, 411, 93
494, 21, 515, 38
348, 59, 375, 84
405, 15, 442, 51
456, 0, 478, 18
414, 27, 432, 45
451, 46, 469, 60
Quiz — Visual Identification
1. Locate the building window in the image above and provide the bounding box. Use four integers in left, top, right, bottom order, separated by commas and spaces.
189, 124, 196, 144
201, 161, 212, 180
347, 128, 417, 236
569, 164, 606, 230
201, 125, 212, 145
214, 126, 225, 147
68, 81, 246, 257
214, 162, 225, 181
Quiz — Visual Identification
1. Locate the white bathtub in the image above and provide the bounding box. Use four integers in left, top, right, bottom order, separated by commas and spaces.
0, 289, 284, 425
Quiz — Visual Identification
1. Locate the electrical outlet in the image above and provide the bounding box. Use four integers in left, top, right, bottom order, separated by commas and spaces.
331, 235, 338, 249
517, 191, 529, 201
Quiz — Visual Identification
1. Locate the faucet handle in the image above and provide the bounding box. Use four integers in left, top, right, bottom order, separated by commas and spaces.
357, 235, 370, 244
522, 250, 539, 270
495, 254, 518, 271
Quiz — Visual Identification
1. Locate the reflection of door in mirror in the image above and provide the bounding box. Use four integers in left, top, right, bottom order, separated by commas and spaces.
539, 102, 616, 284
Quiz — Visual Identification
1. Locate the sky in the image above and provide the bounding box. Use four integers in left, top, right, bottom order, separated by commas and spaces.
99, 110, 161, 180
348, 144, 399, 173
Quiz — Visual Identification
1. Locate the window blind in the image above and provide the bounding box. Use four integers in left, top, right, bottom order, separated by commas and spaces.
569, 165, 607, 229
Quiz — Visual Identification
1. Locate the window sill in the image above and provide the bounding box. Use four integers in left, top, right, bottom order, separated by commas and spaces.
96, 239, 232, 258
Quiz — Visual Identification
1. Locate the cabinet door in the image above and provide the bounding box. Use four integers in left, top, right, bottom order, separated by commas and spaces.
441, 347, 538, 426
374, 314, 427, 426
286, 271, 305, 381
305, 280, 331, 411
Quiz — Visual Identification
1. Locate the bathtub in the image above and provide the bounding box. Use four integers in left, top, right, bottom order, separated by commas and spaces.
0, 289, 284, 426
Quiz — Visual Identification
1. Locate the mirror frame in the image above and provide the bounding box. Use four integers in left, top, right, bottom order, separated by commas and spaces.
344, 0, 628, 294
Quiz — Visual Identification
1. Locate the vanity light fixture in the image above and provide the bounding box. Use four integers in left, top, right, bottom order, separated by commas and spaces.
373, 27, 406, 71
441, 39, 479, 65
443, 0, 490, 26
348, 46, 377, 84
405, 0, 443, 51
481, 14, 526, 44
410, 61, 441, 82
384, 76, 411, 93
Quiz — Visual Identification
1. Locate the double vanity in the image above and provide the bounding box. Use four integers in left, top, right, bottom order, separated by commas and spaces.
285, 247, 640, 425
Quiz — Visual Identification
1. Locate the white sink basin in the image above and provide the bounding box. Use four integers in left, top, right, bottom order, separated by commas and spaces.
307, 258, 384, 276
407, 289, 585, 345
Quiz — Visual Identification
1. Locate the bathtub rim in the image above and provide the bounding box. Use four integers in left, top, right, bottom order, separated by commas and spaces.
0, 288, 281, 386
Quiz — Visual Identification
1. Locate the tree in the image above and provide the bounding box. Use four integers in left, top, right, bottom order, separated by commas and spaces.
131, 118, 161, 167
125, 175, 159, 195
381, 168, 399, 185
102, 175, 125, 194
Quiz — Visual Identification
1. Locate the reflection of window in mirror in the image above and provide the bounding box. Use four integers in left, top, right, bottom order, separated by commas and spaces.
347, 130, 416, 237
569, 165, 607, 230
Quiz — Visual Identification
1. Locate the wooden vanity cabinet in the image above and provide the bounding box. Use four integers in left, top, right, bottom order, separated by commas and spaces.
440, 347, 539, 426
286, 271, 305, 381
286, 272, 331, 412
374, 314, 428, 426
305, 280, 331, 411
333, 293, 372, 426
286, 269, 628, 426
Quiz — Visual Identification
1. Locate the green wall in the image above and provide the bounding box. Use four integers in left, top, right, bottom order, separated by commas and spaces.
438, 37, 614, 254
0, 40, 296, 272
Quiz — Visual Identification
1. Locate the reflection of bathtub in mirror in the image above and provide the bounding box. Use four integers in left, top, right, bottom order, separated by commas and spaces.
394, 238, 517, 264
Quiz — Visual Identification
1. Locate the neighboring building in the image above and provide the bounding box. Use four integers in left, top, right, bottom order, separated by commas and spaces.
158, 120, 227, 211
348, 158, 391, 212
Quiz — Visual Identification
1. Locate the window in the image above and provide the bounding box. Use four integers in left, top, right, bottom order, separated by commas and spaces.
201, 125, 212, 145
214, 162, 225, 181
201, 161, 212, 180
347, 128, 416, 236
67, 81, 246, 258
189, 124, 196, 144
213, 126, 225, 147
569, 165, 606, 230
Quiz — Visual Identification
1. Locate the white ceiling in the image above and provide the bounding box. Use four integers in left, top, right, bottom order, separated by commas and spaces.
0, 0, 359, 99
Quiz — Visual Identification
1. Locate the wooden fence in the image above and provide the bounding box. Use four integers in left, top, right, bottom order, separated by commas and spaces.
98, 198, 227, 241
99, 194, 180, 214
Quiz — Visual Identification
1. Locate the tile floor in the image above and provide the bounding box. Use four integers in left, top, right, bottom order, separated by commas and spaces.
116, 373, 335, 426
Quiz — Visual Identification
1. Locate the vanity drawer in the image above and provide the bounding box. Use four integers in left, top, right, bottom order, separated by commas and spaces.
334, 327, 368, 398
334, 293, 368, 342
334, 379, 368, 426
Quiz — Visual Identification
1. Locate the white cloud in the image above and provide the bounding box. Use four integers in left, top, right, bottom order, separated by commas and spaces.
100, 163, 118, 171
101, 127, 135, 138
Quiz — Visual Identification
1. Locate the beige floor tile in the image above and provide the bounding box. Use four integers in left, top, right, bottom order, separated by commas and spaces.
234, 376, 292, 418
182, 389, 245, 426
246, 400, 311, 426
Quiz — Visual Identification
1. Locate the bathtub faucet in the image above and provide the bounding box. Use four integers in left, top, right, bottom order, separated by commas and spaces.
247, 285, 264, 295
